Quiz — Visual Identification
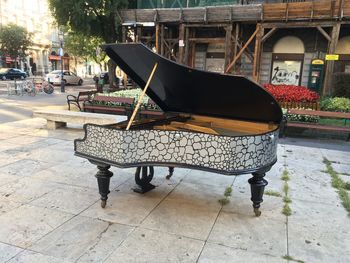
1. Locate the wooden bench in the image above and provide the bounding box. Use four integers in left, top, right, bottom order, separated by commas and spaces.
33, 110, 127, 130
67, 90, 97, 111
281, 109, 350, 141
139, 98, 164, 119
83, 96, 135, 118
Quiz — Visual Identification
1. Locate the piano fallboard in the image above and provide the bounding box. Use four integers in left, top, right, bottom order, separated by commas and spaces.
74, 124, 278, 175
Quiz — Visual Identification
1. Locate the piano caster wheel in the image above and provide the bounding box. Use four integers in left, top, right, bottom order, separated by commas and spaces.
254, 208, 261, 217
101, 200, 107, 208
166, 167, 174, 180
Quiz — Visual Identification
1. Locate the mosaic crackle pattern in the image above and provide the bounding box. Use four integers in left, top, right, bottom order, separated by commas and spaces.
75, 125, 279, 173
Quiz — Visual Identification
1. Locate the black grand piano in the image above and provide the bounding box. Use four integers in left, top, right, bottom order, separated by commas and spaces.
74, 43, 282, 216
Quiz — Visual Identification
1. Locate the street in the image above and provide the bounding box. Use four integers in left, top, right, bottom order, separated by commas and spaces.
0, 78, 96, 124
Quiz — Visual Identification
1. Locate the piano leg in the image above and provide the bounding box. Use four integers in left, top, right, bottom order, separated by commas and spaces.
95, 164, 114, 208
134, 166, 155, 194
166, 167, 174, 179
248, 171, 269, 217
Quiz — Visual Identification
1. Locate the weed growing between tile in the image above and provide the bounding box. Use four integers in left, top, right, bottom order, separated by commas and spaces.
281, 170, 292, 216
323, 158, 350, 216
282, 255, 305, 263
265, 190, 282, 197
218, 186, 232, 205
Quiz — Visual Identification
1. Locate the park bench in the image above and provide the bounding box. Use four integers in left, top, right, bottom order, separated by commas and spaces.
281, 109, 350, 141
33, 110, 126, 130
83, 96, 135, 118
139, 98, 164, 119
67, 90, 98, 111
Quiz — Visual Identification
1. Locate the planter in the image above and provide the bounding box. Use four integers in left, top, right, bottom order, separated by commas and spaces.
277, 101, 320, 110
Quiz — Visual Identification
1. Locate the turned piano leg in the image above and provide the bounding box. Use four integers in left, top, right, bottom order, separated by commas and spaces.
134, 166, 155, 194
95, 164, 113, 208
248, 171, 268, 217
166, 166, 174, 179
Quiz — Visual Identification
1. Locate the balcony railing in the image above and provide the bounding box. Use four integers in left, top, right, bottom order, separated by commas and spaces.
136, 0, 308, 9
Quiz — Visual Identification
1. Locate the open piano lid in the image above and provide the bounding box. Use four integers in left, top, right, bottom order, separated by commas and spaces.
102, 43, 283, 124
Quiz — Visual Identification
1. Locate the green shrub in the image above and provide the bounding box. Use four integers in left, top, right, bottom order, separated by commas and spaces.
332, 73, 350, 98
320, 97, 350, 113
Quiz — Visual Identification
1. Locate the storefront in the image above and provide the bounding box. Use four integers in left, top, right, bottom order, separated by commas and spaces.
270, 36, 305, 86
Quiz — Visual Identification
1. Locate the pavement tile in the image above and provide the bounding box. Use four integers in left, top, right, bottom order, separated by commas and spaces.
81, 184, 173, 225
26, 148, 77, 164
30, 184, 99, 214
0, 204, 73, 247
0, 177, 60, 203
0, 173, 20, 187
198, 242, 283, 263
7, 250, 73, 263
0, 242, 23, 262
32, 163, 133, 190
288, 199, 350, 263
0, 196, 22, 215
0, 159, 52, 178
181, 169, 235, 187
0, 133, 20, 140
287, 166, 340, 205
208, 212, 286, 258
76, 223, 134, 263
332, 162, 350, 175
30, 216, 132, 262
141, 197, 221, 240
321, 149, 350, 165
165, 181, 227, 208
104, 228, 204, 263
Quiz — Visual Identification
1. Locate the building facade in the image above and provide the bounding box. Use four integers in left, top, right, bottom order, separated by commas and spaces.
120, 0, 350, 95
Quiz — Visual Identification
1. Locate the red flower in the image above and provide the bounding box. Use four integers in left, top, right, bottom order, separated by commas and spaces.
263, 84, 320, 103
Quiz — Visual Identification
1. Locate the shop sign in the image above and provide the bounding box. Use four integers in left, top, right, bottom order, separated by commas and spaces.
325, 54, 339, 61
311, 59, 324, 65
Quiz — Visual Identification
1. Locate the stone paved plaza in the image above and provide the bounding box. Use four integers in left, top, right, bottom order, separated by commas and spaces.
0, 118, 349, 262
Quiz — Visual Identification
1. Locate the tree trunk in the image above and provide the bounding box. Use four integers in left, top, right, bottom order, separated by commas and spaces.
108, 59, 118, 90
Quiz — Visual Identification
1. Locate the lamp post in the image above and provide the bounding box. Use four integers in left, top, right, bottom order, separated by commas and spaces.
58, 29, 65, 93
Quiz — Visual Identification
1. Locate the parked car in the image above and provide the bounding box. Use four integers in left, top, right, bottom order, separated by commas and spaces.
0, 68, 27, 80
45, 70, 83, 85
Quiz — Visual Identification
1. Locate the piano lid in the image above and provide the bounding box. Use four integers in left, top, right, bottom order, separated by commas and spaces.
102, 43, 283, 124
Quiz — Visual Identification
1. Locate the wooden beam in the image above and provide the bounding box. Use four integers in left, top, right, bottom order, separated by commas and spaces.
231, 35, 254, 62
177, 24, 185, 64
224, 25, 233, 70
262, 21, 336, 29
161, 25, 165, 56
233, 23, 240, 72
184, 27, 190, 66
155, 24, 160, 53
323, 23, 341, 96
253, 24, 264, 82
225, 26, 259, 73
188, 38, 225, 44
185, 24, 228, 28
316, 26, 331, 42
261, 27, 277, 43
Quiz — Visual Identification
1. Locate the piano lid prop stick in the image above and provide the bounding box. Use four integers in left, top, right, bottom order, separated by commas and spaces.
126, 62, 158, 131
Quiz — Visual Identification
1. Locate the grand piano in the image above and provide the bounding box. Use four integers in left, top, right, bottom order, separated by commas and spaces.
74, 43, 282, 216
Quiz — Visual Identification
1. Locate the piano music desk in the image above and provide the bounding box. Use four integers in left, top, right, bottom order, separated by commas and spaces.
33, 110, 126, 130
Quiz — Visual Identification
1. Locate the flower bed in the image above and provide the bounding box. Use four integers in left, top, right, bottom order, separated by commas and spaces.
92, 89, 161, 111
264, 84, 320, 110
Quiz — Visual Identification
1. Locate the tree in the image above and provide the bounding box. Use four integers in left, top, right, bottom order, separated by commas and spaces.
0, 23, 33, 68
64, 31, 107, 70
48, 0, 130, 87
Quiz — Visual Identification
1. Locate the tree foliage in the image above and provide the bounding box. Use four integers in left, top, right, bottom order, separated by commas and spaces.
64, 31, 106, 67
48, 0, 129, 43
0, 23, 32, 66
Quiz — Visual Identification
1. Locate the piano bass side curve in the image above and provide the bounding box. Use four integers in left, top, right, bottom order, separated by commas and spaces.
74, 43, 283, 216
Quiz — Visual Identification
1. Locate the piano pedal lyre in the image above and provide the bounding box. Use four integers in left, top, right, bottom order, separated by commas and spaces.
133, 166, 155, 194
